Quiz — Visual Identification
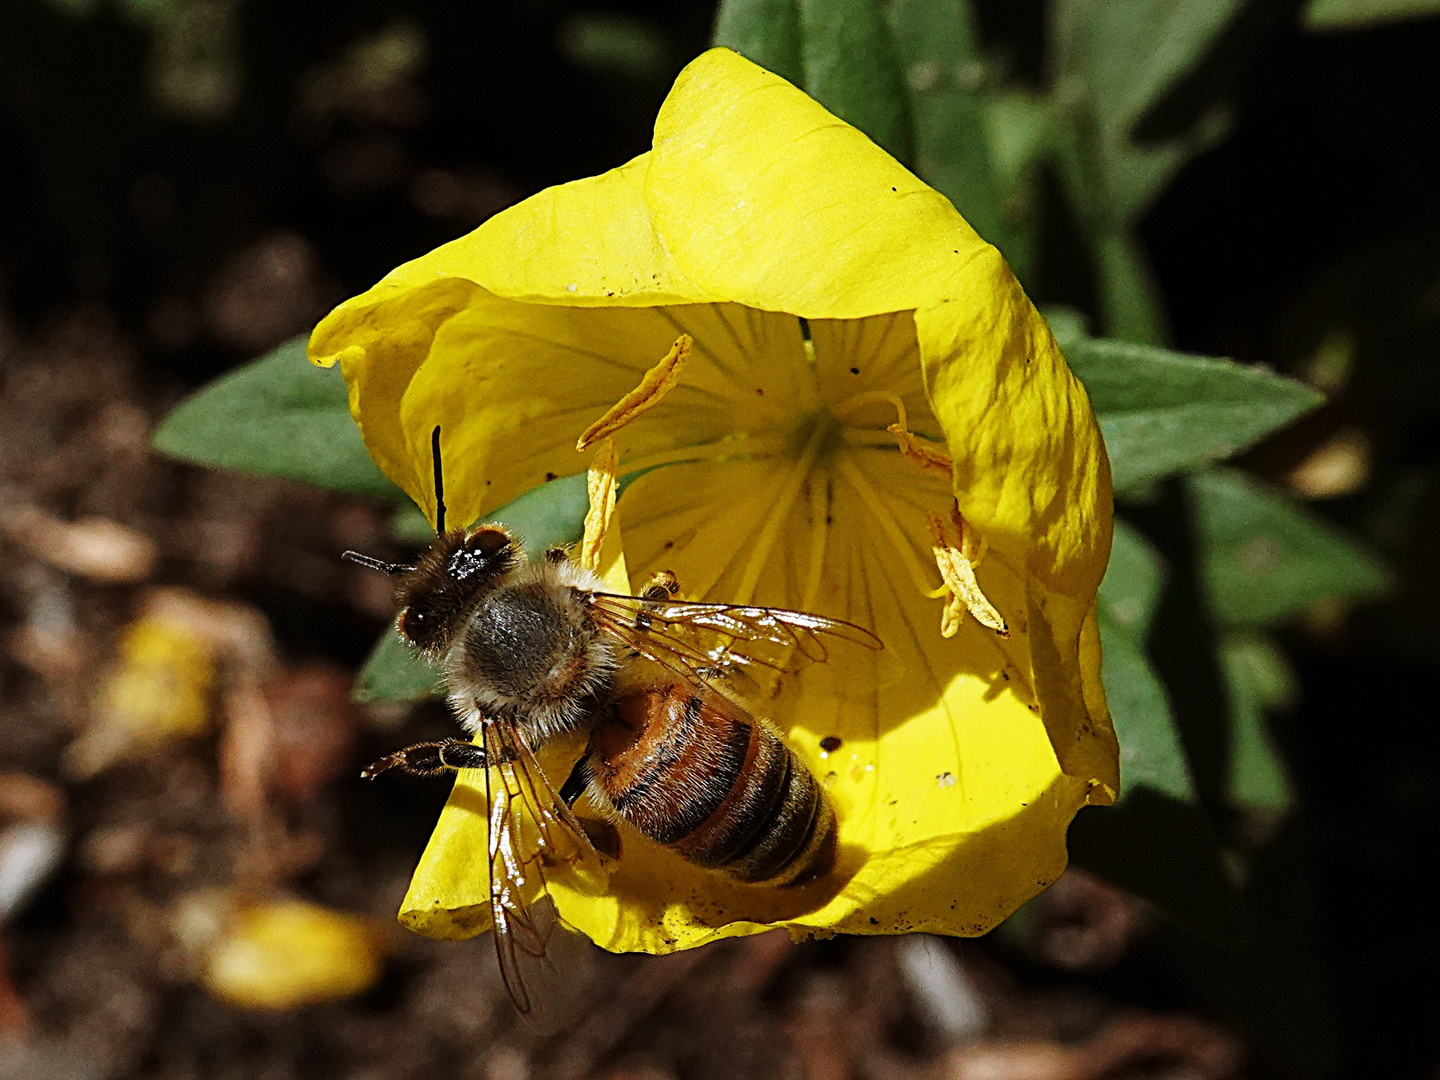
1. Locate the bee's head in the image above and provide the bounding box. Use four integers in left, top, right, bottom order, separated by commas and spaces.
346, 526, 520, 659
396, 526, 519, 657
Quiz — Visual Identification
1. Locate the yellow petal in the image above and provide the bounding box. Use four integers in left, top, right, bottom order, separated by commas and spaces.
915, 275, 1112, 601
312, 156, 704, 317
311, 46, 1120, 949
315, 295, 810, 530
645, 49, 989, 318
577, 451, 1085, 947
915, 273, 1116, 790
310, 50, 1104, 602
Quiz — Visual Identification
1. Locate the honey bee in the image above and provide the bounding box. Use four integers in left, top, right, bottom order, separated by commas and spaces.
344, 444, 880, 1013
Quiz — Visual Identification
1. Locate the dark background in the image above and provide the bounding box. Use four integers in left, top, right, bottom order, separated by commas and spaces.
2, 2, 1438, 1078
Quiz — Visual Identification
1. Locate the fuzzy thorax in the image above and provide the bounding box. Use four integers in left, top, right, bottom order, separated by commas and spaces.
444, 556, 619, 746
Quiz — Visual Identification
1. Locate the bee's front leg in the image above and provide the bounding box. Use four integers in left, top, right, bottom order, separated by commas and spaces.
361, 738, 490, 779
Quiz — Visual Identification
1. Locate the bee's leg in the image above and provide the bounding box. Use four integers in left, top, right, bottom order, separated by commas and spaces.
558, 755, 590, 807
361, 739, 489, 779
544, 546, 569, 565
640, 570, 680, 601
636, 570, 681, 631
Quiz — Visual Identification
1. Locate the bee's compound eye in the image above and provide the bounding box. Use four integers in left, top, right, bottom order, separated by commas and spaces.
466, 527, 511, 559
398, 607, 428, 642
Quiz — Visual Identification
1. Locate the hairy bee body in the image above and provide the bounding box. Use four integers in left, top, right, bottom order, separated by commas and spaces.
590, 684, 837, 885
443, 553, 619, 744
387, 525, 836, 886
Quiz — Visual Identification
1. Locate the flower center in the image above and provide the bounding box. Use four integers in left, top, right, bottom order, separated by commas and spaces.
577, 318, 1006, 639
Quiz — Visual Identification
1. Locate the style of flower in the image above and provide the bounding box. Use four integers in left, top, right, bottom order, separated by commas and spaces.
309, 47, 1118, 953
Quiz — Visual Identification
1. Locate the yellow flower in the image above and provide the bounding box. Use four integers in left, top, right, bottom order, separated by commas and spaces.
310, 47, 1117, 953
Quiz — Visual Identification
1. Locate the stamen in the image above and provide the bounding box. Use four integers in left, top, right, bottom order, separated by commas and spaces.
831, 390, 954, 477
576, 335, 692, 451
830, 388, 910, 425
928, 504, 1008, 638
887, 425, 953, 476
580, 437, 619, 573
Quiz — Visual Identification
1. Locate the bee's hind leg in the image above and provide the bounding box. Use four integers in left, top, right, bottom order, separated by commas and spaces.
641, 570, 680, 601
361, 738, 489, 779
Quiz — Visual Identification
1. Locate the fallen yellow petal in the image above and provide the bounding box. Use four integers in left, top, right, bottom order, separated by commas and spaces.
200, 899, 385, 1011
61, 611, 217, 780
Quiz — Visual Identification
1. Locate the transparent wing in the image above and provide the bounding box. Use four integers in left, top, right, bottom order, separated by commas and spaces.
588, 591, 883, 688
481, 719, 598, 1020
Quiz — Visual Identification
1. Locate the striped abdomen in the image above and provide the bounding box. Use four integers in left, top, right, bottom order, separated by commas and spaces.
587, 684, 836, 886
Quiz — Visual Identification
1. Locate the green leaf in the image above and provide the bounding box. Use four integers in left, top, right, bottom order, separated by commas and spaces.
353, 626, 445, 704
1048, 0, 1241, 341
798, 0, 911, 161
713, 0, 805, 86
1042, 305, 1090, 351
1188, 467, 1390, 627
1050, 0, 1244, 141
1098, 522, 1195, 804
484, 471, 592, 553
354, 472, 595, 703
1049, 0, 1241, 221
152, 336, 402, 501
1098, 518, 1166, 638
386, 470, 593, 552
714, 0, 911, 162
1220, 632, 1296, 816
1100, 611, 1195, 804
1303, 0, 1440, 30
887, 0, 1043, 279
1061, 337, 1324, 492
1093, 231, 1170, 350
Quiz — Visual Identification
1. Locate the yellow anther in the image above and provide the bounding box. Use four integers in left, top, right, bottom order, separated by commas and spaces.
831, 388, 953, 477
576, 334, 692, 451
927, 505, 1008, 639
887, 423, 953, 476
580, 437, 618, 573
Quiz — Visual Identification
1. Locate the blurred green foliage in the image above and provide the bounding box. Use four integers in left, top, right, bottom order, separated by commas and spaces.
1303, 0, 1440, 29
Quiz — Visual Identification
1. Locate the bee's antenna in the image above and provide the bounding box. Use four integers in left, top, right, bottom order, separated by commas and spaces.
432, 424, 447, 535
342, 551, 413, 575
